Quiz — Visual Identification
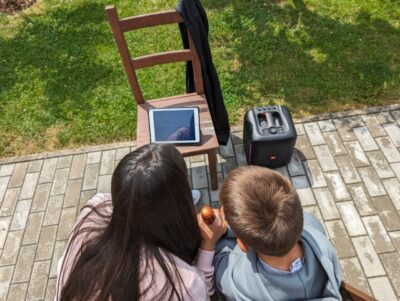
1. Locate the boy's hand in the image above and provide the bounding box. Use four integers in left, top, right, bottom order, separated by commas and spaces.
197, 208, 227, 251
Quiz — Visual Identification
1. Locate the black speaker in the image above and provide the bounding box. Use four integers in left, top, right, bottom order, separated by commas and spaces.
243, 106, 297, 168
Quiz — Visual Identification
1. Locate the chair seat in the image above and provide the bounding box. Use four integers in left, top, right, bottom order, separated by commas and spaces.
136, 93, 219, 157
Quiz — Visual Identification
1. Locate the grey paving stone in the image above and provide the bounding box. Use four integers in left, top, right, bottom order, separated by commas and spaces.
379, 252, 400, 297
43, 195, 64, 226
116, 147, 130, 161
304, 122, 326, 145
303, 160, 327, 188
45, 278, 56, 301
0, 265, 14, 300
219, 138, 235, 158
57, 155, 72, 169
318, 120, 336, 132
51, 168, 70, 196
231, 131, 243, 145
86, 151, 101, 164
390, 110, 400, 123
31, 183, 51, 212
26, 260, 51, 300
302, 206, 325, 232
376, 111, 395, 124
337, 202, 367, 236
313, 145, 338, 172
195, 188, 211, 210
38, 158, 58, 184
362, 215, 395, 253
82, 163, 100, 191
221, 157, 237, 178
295, 135, 315, 160
340, 257, 371, 295
0, 188, 20, 217
369, 277, 397, 301
391, 162, 400, 180
335, 155, 361, 184
97, 174, 112, 193
313, 188, 340, 220
22, 211, 44, 245
352, 236, 385, 277
358, 167, 387, 197
190, 155, 205, 163
287, 150, 305, 176
69, 154, 87, 179
389, 231, 400, 251
209, 173, 224, 203
343, 141, 370, 167
100, 150, 116, 175
361, 114, 387, 137
27, 160, 43, 173
36, 225, 57, 261
376, 137, 400, 163
7, 283, 28, 301
382, 178, 400, 210
0, 230, 23, 265
366, 151, 395, 179
234, 144, 247, 166
325, 172, 351, 202
325, 220, 356, 258
50, 240, 66, 278
292, 175, 316, 206
64, 179, 82, 208
348, 184, 376, 216
0, 216, 11, 248
9, 162, 29, 188
0, 163, 14, 177
79, 190, 97, 210
274, 166, 289, 179
322, 132, 347, 156
10, 199, 32, 231
20, 172, 40, 200
57, 207, 77, 240
383, 123, 400, 147
353, 127, 379, 151
333, 118, 358, 141
0, 176, 9, 206
13, 244, 36, 283
294, 123, 305, 135
191, 162, 209, 189
372, 196, 400, 231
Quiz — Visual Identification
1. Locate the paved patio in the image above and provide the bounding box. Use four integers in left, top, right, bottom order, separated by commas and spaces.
0, 104, 400, 301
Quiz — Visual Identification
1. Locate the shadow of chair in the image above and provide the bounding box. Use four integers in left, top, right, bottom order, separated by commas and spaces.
106, 5, 219, 190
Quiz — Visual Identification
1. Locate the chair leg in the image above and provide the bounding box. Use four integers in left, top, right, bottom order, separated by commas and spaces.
208, 149, 218, 191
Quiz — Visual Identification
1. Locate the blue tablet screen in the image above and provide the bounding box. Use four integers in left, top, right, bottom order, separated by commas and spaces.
153, 109, 196, 141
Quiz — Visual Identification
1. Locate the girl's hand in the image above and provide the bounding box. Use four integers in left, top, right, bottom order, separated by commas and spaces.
197, 208, 227, 251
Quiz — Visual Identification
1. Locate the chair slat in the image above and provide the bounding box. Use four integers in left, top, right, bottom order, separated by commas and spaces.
120, 11, 183, 32
132, 50, 192, 69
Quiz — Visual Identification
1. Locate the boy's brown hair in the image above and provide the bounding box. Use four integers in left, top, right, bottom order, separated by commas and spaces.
220, 166, 303, 256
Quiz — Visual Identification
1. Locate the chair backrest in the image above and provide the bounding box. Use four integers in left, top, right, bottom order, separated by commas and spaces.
106, 5, 204, 104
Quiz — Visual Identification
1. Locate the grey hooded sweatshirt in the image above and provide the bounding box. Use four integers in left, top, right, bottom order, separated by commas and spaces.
214, 213, 342, 301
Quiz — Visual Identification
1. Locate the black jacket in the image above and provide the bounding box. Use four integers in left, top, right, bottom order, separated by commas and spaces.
177, 0, 230, 145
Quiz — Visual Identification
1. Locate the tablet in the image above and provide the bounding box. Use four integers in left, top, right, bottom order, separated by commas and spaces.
148, 107, 200, 145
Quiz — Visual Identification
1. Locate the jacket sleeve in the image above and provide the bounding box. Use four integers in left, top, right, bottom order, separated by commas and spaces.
194, 249, 215, 296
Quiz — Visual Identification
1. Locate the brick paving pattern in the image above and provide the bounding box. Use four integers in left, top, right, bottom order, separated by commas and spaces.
0, 105, 400, 300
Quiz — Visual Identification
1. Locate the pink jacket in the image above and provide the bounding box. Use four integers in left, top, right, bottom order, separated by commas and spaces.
55, 193, 214, 300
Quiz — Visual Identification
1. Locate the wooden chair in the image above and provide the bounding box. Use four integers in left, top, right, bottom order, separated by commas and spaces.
106, 5, 219, 190
341, 282, 377, 301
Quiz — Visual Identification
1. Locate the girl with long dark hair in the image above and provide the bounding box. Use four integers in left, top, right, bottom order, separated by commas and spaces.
56, 144, 226, 300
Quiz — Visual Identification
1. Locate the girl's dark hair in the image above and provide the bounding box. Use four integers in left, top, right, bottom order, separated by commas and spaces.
59, 144, 202, 301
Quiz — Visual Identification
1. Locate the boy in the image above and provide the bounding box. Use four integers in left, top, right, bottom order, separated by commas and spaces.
214, 166, 342, 300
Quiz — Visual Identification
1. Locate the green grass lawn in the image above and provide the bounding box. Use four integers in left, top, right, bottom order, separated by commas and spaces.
1, 0, 399, 157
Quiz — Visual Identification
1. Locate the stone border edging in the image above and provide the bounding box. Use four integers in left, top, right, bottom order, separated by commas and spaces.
1, 103, 399, 165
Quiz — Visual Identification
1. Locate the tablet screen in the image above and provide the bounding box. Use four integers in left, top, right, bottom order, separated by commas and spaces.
149, 108, 200, 144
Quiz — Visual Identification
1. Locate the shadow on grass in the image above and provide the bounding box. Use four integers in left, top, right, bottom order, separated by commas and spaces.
205, 0, 400, 118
